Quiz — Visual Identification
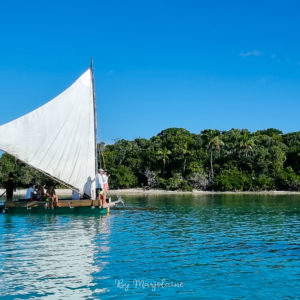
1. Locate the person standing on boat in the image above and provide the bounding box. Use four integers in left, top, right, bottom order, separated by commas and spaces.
103, 171, 110, 194
100, 169, 109, 206
5, 172, 16, 201
96, 169, 104, 207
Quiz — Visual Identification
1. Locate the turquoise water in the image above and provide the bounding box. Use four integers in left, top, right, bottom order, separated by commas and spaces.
0, 195, 299, 299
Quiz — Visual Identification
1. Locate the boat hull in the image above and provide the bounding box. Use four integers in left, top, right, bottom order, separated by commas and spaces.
4, 199, 108, 214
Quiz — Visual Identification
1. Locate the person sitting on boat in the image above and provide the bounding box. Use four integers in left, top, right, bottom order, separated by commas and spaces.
5, 172, 16, 201
72, 188, 80, 200
44, 186, 51, 209
25, 183, 36, 200
35, 184, 41, 199
36, 183, 46, 201
41, 183, 47, 200
46, 186, 59, 208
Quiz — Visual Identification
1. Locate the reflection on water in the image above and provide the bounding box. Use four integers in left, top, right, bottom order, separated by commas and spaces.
0, 214, 111, 299
0, 195, 300, 299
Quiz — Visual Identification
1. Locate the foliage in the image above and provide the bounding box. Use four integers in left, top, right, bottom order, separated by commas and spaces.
275, 167, 300, 191
142, 170, 156, 189
188, 171, 209, 190
0, 153, 57, 188
254, 174, 275, 191
165, 173, 183, 190
108, 166, 138, 189
0, 127, 300, 191
214, 168, 252, 191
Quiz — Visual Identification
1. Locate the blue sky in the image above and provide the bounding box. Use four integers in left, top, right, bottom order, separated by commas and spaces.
0, 0, 299, 143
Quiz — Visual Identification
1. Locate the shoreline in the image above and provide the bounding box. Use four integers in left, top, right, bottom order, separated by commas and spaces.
108, 188, 300, 195
1, 188, 300, 197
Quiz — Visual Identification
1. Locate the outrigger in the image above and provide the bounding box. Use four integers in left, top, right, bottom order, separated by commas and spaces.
0, 60, 124, 213
2, 196, 125, 213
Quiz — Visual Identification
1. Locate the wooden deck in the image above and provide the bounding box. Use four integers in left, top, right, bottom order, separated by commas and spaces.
2, 199, 158, 213
5, 199, 100, 209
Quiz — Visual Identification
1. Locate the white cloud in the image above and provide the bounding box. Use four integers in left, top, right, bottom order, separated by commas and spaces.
106, 70, 115, 75
239, 50, 263, 57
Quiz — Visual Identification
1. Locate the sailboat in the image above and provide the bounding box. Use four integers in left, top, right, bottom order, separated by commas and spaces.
0, 61, 115, 211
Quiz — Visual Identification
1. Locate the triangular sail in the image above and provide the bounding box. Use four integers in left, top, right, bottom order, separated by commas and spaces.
0, 69, 97, 199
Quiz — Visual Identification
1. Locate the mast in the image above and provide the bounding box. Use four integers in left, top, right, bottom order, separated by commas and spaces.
90, 58, 98, 186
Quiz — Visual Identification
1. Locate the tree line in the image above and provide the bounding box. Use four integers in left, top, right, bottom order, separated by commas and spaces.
102, 128, 300, 191
0, 128, 299, 191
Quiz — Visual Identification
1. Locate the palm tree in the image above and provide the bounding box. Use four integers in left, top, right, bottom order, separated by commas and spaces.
239, 133, 255, 157
156, 147, 171, 176
207, 136, 224, 180
181, 142, 191, 175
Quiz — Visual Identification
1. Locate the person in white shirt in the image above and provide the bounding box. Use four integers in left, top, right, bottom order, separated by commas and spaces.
25, 184, 35, 200
72, 188, 80, 200
95, 169, 104, 206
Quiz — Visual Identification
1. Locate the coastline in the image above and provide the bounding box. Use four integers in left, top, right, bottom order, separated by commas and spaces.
1, 188, 300, 197
108, 188, 300, 195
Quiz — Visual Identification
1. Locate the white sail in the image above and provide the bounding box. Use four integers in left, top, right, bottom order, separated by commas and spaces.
0, 69, 97, 199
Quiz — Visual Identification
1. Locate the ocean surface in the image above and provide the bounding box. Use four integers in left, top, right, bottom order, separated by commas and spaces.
0, 194, 299, 299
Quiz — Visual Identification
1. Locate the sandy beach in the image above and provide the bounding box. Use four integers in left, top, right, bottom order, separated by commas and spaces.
1, 188, 300, 197
108, 189, 300, 195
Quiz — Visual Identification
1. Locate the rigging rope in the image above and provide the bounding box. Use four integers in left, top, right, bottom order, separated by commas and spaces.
98, 142, 106, 170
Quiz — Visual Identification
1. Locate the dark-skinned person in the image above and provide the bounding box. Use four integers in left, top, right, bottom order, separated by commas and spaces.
5, 172, 16, 201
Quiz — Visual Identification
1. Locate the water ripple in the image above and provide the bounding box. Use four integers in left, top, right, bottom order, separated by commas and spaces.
0, 194, 300, 299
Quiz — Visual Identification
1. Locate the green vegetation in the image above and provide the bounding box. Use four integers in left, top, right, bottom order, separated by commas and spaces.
103, 128, 300, 191
0, 153, 57, 188
0, 128, 299, 191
